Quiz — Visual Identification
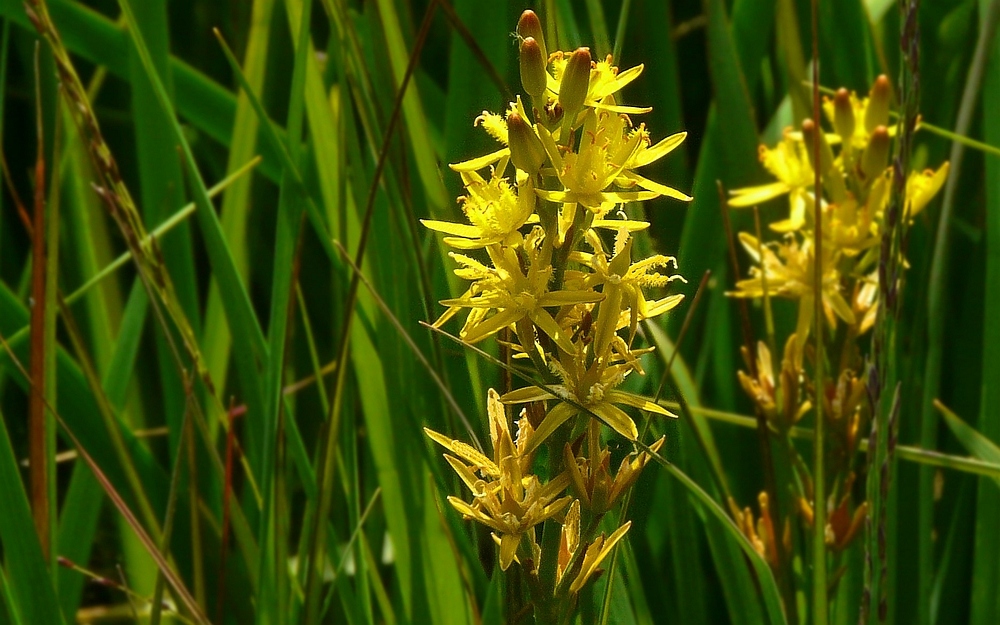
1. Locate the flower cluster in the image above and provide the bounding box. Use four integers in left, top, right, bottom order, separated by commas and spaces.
726, 76, 947, 563
423, 10, 688, 613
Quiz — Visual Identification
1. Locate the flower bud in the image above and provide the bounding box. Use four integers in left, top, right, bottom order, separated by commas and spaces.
507, 112, 546, 175
802, 118, 846, 202
864, 75, 891, 134
833, 88, 855, 146
558, 47, 592, 120
519, 37, 548, 98
861, 125, 890, 182
517, 10, 547, 62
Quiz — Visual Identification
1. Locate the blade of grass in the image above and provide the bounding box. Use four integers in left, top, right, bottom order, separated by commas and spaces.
918, 5, 1000, 624
202, 0, 276, 424
0, 408, 66, 625
809, 0, 829, 621
127, 0, 199, 462
114, 0, 272, 485
971, 3, 1000, 622
934, 401, 1000, 480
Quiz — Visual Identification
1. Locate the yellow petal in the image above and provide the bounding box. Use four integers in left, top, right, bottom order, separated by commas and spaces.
449, 148, 510, 172
590, 102, 652, 114
630, 131, 687, 168
529, 308, 577, 354
591, 219, 650, 232
619, 171, 692, 202
728, 181, 791, 208
605, 390, 678, 418
501, 386, 555, 404
591, 403, 638, 440
424, 427, 500, 476
462, 308, 524, 344
569, 522, 631, 594
522, 402, 579, 456
499, 533, 521, 571
590, 64, 644, 100
420, 220, 482, 237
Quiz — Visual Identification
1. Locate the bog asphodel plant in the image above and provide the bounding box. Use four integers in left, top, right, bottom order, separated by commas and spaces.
422, 9, 689, 618
726, 77, 947, 576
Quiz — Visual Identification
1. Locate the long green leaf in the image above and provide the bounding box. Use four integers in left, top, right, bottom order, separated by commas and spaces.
0, 409, 66, 625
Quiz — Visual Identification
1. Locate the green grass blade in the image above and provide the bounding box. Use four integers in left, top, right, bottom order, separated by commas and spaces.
0, 409, 66, 625
202, 0, 276, 415
918, 5, 1000, 623
971, 4, 1000, 622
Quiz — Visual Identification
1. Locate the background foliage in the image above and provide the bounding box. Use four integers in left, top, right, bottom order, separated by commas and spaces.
0, 0, 997, 623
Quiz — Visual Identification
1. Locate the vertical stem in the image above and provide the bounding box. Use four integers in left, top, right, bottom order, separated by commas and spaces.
809, 1, 829, 623
28, 42, 51, 561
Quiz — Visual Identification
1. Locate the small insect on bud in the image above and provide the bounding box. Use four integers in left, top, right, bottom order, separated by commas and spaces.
517, 10, 547, 62
520, 37, 548, 98
861, 125, 890, 182
865, 75, 891, 134
802, 118, 846, 202
507, 112, 547, 175
833, 88, 855, 146
558, 47, 592, 121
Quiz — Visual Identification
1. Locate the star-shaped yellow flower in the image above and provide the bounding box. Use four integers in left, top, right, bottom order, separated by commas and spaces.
424, 389, 572, 571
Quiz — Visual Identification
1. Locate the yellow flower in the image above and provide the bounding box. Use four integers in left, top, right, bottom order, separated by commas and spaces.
500, 333, 675, 448
904, 162, 949, 219
729, 129, 814, 234
547, 52, 651, 116
537, 101, 690, 209
824, 195, 879, 257
555, 510, 633, 594
436, 227, 603, 352
737, 336, 810, 431
424, 389, 572, 571
730, 232, 855, 341
421, 169, 535, 249
564, 434, 665, 513
576, 229, 686, 348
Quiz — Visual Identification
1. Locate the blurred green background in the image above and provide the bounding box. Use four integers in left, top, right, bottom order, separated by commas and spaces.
0, 0, 997, 623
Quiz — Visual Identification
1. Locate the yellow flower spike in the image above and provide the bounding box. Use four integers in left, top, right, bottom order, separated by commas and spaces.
569, 522, 631, 594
